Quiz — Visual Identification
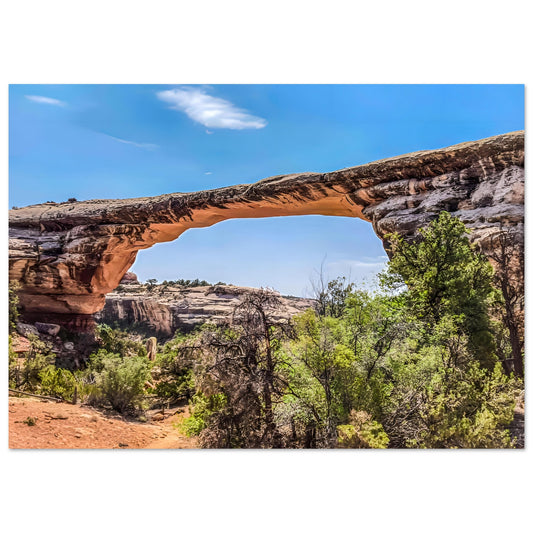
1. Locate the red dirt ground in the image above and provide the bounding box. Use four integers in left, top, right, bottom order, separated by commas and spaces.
8, 395, 199, 449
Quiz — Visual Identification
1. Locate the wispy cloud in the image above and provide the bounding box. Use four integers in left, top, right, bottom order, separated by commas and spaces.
156, 87, 267, 130
106, 135, 158, 150
25, 95, 66, 107
327, 257, 389, 270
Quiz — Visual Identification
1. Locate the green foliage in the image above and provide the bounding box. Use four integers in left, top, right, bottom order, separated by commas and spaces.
285, 288, 407, 446
180, 392, 227, 436
289, 309, 352, 444
382, 211, 497, 367
10, 334, 55, 391
39, 366, 79, 402
145, 278, 158, 292
314, 276, 354, 318
165, 278, 212, 288
8, 335, 19, 389
96, 324, 147, 357
337, 411, 389, 449
409, 362, 518, 448
26, 211, 515, 449
153, 334, 195, 401
87, 349, 151, 413
9, 282, 21, 332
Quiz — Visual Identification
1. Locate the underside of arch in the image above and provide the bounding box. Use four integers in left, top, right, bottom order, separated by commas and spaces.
9, 131, 524, 330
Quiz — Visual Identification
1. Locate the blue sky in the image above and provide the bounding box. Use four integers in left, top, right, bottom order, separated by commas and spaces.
9, 85, 524, 296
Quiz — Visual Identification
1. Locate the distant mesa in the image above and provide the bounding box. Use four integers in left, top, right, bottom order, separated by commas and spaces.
9, 131, 524, 332
96, 283, 315, 339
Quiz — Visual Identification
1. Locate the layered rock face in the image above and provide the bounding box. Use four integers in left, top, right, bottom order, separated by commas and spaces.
9, 131, 524, 330
95, 283, 316, 338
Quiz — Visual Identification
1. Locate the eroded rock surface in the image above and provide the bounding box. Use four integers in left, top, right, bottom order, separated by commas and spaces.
95, 282, 316, 338
9, 131, 524, 330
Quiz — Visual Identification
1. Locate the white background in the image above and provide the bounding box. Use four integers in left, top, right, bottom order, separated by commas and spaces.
1, 2, 530, 532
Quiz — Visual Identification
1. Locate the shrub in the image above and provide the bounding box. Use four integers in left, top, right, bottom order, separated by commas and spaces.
153, 334, 196, 401
9, 282, 21, 332
96, 324, 147, 357
153, 354, 194, 401
13, 335, 55, 391
180, 392, 227, 437
8, 335, 19, 388
410, 362, 518, 448
89, 350, 150, 413
337, 411, 389, 449
39, 366, 78, 402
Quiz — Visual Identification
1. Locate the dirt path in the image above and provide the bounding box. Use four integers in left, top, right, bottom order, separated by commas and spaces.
8, 395, 198, 449
144, 408, 198, 449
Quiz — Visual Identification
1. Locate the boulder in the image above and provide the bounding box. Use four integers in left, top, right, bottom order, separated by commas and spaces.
16, 323, 38, 337
35, 322, 61, 336
119, 272, 139, 285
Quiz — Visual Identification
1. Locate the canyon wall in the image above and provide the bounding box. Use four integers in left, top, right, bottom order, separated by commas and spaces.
95, 283, 316, 338
9, 131, 524, 330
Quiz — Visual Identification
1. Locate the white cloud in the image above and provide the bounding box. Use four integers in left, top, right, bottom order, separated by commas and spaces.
156, 87, 267, 130
25, 95, 66, 106
106, 135, 158, 150
327, 257, 388, 271
319, 258, 388, 289
204, 171, 212, 175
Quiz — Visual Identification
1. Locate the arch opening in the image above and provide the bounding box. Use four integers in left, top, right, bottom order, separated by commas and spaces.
130, 215, 388, 297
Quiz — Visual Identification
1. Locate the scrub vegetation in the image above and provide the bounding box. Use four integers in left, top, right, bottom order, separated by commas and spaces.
8, 213, 524, 448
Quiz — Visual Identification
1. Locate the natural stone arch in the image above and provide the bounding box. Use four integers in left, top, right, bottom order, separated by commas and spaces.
9, 131, 524, 330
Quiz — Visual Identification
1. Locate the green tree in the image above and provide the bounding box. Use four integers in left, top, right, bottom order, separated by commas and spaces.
289, 309, 352, 446
146, 278, 158, 292
96, 324, 147, 357
153, 333, 196, 401
382, 211, 497, 368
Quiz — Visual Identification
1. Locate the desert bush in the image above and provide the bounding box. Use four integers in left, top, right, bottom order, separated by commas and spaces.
152, 333, 196, 401
9, 282, 21, 332
8, 336, 18, 388
153, 352, 194, 401
88, 350, 150, 413
96, 324, 147, 357
180, 392, 227, 437
39, 366, 79, 402
337, 411, 389, 449
11, 334, 55, 391
409, 361, 518, 448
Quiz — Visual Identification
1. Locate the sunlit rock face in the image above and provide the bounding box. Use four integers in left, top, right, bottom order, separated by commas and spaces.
9, 131, 524, 331
95, 284, 316, 338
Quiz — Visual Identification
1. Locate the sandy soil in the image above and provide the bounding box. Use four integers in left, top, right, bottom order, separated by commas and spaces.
8, 395, 199, 449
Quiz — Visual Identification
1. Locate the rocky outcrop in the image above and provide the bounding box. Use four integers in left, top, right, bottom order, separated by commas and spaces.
9, 131, 524, 330
95, 282, 316, 338
119, 272, 139, 285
